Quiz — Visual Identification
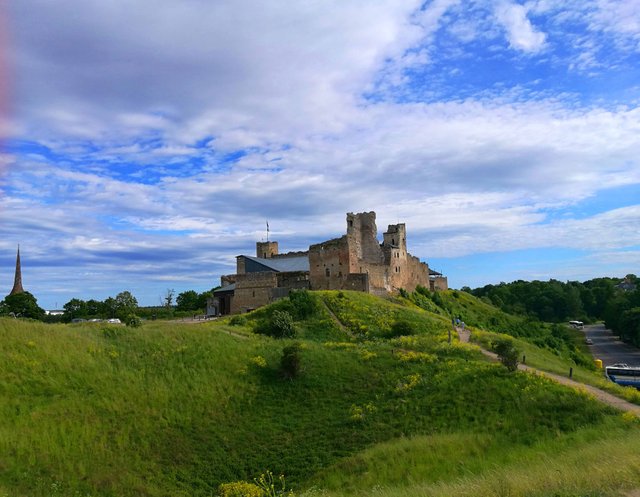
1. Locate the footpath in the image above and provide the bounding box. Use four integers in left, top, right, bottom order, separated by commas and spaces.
456, 327, 640, 416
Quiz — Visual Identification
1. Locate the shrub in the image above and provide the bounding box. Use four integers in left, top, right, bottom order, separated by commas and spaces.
271, 310, 296, 338
125, 314, 142, 328
280, 343, 302, 380
492, 337, 519, 372
288, 290, 317, 319
255, 310, 297, 338
254, 471, 295, 497
387, 319, 416, 338
398, 288, 409, 299
230, 315, 248, 326
415, 285, 431, 297
219, 481, 265, 497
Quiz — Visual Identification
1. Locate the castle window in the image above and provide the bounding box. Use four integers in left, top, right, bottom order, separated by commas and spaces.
349, 220, 353, 227
252, 291, 255, 297
326, 268, 330, 277
392, 238, 395, 245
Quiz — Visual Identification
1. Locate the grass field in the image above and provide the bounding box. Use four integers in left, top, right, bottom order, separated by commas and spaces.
2, 290, 640, 497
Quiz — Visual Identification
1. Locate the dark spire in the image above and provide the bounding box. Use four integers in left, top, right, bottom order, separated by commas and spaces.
10, 245, 24, 295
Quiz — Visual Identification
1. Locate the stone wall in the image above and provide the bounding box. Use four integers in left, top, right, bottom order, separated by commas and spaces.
230, 270, 311, 314
309, 236, 351, 290
231, 272, 279, 314
430, 275, 448, 292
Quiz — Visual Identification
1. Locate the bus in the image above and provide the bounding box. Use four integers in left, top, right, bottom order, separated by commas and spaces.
568, 320, 584, 329
605, 364, 640, 389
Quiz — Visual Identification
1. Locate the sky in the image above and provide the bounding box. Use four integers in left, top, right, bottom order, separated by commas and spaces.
1, 0, 639, 309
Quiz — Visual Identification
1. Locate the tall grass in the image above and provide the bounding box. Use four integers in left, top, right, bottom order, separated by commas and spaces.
0, 288, 636, 497
308, 421, 640, 497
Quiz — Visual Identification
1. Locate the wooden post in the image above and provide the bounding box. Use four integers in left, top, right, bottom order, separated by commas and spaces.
569, 367, 573, 379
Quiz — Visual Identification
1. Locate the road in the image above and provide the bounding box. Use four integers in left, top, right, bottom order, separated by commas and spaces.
583, 323, 640, 367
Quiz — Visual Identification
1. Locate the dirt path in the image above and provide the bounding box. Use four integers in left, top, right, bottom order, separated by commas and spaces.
456, 327, 640, 415
320, 298, 350, 334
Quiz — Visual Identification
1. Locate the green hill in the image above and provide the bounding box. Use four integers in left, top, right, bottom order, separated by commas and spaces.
2, 290, 640, 497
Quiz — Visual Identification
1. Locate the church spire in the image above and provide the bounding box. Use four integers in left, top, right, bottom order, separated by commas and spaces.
10, 245, 24, 295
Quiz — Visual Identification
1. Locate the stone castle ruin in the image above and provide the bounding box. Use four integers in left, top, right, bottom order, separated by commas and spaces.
209, 211, 447, 315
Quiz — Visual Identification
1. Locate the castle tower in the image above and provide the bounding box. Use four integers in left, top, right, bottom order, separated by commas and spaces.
10, 246, 24, 295
383, 223, 406, 251
256, 241, 278, 259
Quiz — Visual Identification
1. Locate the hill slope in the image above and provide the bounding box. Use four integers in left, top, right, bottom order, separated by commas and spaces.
1, 290, 639, 497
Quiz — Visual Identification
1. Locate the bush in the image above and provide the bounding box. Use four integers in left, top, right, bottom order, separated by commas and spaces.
219, 481, 265, 497
230, 315, 248, 326
387, 319, 416, 338
288, 290, 317, 319
280, 343, 302, 380
272, 310, 296, 338
125, 314, 142, 328
256, 310, 297, 338
492, 337, 519, 372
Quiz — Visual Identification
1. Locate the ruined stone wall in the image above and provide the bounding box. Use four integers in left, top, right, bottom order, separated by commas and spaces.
346, 211, 384, 267
309, 236, 351, 290
308, 212, 431, 294
220, 274, 237, 287
383, 223, 406, 251
231, 272, 278, 314
271, 250, 309, 259
276, 271, 311, 290
360, 262, 390, 293
388, 254, 429, 292
430, 276, 449, 292
343, 273, 369, 292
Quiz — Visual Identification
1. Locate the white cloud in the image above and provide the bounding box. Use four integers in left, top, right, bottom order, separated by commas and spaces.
4, 0, 640, 306
494, 0, 547, 52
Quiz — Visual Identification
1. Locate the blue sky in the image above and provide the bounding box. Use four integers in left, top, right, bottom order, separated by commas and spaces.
1, 0, 640, 309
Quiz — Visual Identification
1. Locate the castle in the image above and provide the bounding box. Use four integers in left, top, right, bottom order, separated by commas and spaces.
209, 211, 447, 315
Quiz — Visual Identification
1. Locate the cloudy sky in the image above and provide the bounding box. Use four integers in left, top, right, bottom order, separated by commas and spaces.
1, 0, 639, 309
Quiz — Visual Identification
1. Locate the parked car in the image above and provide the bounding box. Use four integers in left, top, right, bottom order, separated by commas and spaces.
107, 318, 121, 324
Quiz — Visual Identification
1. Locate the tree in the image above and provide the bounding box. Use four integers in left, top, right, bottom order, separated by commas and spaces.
86, 299, 103, 317
163, 289, 175, 310
102, 297, 117, 318
493, 337, 519, 372
63, 298, 88, 320
0, 292, 46, 320
176, 290, 201, 311
114, 291, 138, 320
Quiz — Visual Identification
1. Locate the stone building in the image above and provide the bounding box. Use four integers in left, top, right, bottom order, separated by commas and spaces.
209, 242, 310, 315
209, 211, 447, 315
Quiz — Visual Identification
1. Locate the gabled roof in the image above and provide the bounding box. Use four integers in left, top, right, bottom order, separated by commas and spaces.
241, 255, 310, 273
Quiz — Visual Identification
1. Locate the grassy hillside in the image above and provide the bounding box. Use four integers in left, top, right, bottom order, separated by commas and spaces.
1, 291, 640, 497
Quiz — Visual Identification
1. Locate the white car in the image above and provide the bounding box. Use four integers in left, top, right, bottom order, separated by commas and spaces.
107, 318, 121, 324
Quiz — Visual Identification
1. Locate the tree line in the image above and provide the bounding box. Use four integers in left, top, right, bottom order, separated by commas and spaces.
466, 275, 640, 345
0, 287, 216, 323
